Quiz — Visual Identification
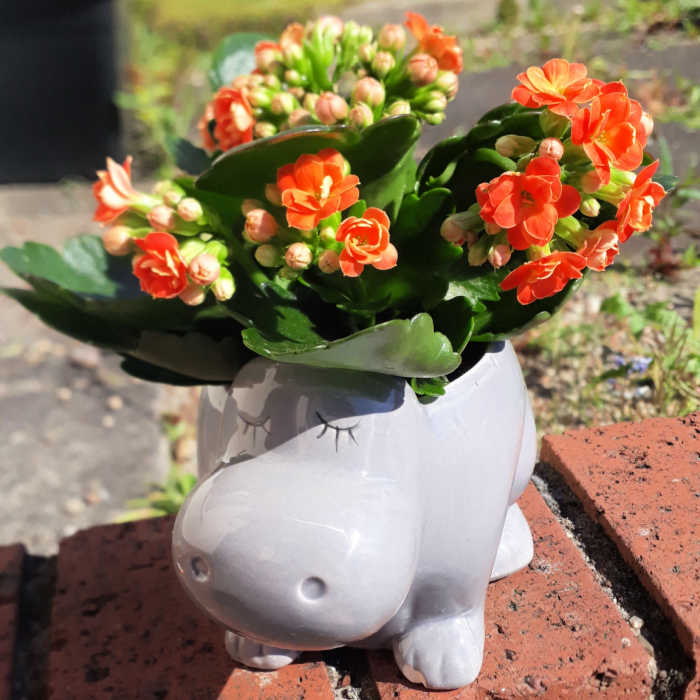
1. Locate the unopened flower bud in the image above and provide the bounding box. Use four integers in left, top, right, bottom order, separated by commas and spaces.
579, 196, 601, 218
484, 221, 502, 236
580, 170, 603, 194
435, 70, 459, 99
358, 42, 376, 63
263, 74, 281, 90
378, 23, 405, 52
388, 100, 411, 116
424, 111, 445, 125
319, 226, 337, 244
254, 121, 277, 139
408, 53, 438, 86
148, 204, 176, 230
254, 244, 283, 268
641, 111, 654, 137
163, 188, 184, 208
255, 44, 282, 73
315, 15, 344, 40
247, 87, 272, 108
212, 269, 235, 301
495, 134, 537, 158
188, 253, 220, 285
420, 90, 448, 113
282, 41, 303, 64
440, 208, 482, 245
245, 209, 278, 243
288, 108, 313, 127
177, 197, 204, 223
265, 183, 282, 207
242, 199, 263, 215
315, 92, 349, 125
372, 51, 395, 78
539, 110, 570, 138
342, 20, 361, 42
102, 225, 133, 256
284, 69, 304, 87
440, 219, 467, 246
284, 242, 313, 270
468, 236, 490, 266
488, 243, 512, 269
349, 102, 374, 129
303, 93, 319, 112
538, 137, 565, 161
270, 92, 297, 116
318, 249, 340, 273
352, 77, 384, 107
357, 25, 373, 44
179, 283, 206, 306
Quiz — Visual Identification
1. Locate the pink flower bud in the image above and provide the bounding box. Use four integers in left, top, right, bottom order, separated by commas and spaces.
263, 74, 281, 89
284, 242, 313, 270
378, 24, 406, 52
641, 111, 654, 137
285, 69, 303, 86
303, 93, 319, 112
484, 221, 502, 236
212, 273, 235, 301
254, 122, 277, 139
188, 253, 220, 285
179, 283, 206, 306
358, 43, 376, 63
255, 43, 281, 73
349, 103, 374, 129
581, 170, 603, 194
435, 70, 459, 99
101, 225, 133, 256
372, 51, 395, 78
147, 204, 176, 230
315, 92, 349, 125
245, 209, 278, 243
440, 217, 471, 246
288, 108, 313, 127
315, 15, 344, 40
241, 199, 263, 215
176, 197, 203, 222
162, 189, 183, 208
254, 244, 282, 267
538, 137, 565, 161
488, 244, 512, 269
265, 184, 282, 207
388, 100, 411, 116
317, 249, 340, 273
408, 53, 438, 86
270, 92, 296, 116
282, 41, 303, 63
352, 77, 385, 107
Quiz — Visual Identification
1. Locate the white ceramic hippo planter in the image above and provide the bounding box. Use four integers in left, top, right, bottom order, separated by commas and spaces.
172, 340, 536, 690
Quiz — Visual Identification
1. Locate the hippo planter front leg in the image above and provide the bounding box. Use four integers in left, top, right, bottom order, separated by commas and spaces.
225, 630, 300, 670
393, 607, 485, 689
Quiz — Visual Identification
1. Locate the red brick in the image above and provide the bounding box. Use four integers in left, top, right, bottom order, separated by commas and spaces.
0, 543, 25, 700
368, 485, 653, 698
48, 517, 333, 699
541, 413, 700, 699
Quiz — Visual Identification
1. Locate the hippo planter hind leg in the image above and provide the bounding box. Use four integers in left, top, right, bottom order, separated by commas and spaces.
172, 340, 536, 690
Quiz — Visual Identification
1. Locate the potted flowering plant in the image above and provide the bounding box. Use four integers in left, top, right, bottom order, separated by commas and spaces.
1, 13, 674, 690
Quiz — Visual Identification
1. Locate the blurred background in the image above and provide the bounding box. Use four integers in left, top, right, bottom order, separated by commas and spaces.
1, 0, 699, 555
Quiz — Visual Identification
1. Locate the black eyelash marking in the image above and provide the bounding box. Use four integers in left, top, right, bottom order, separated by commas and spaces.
240, 415, 271, 445
316, 411, 359, 451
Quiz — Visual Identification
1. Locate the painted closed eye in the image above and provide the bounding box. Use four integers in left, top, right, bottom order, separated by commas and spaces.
316, 411, 359, 451
239, 415, 271, 446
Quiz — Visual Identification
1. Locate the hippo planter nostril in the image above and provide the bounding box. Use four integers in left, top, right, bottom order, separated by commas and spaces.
190, 556, 210, 582
300, 577, 327, 600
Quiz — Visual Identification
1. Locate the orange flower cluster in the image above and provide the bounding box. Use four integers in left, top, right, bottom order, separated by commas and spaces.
405, 12, 463, 74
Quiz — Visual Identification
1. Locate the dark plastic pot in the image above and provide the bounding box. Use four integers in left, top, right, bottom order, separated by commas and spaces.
0, 1, 121, 183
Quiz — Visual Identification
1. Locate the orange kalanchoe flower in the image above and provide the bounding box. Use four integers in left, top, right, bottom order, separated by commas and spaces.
277, 149, 360, 230
615, 160, 666, 243
93, 156, 138, 223
576, 221, 619, 271
132, 232, 188, 299
512, 59, 602, 117
405, 12, 463, 73
500, 251, 586, 305
476, 156, 581, 250
335, 207, 397, 277
210, 88, 255, 152
571, 82, 647, 186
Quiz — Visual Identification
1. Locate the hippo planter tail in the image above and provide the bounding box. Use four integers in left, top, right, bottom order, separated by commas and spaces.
172, 340, 536, 690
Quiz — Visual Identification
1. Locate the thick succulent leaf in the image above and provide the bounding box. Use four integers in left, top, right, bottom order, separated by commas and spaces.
119, 355, 214, 385
196, 116, 421, 204
411, 375, 448, 397
242, 312, 460, 377
472, 277, 583, 341
430, 297, 475, 354
170, 138, 213, 175
209, 32, 270, 90
444, 266, 506, 309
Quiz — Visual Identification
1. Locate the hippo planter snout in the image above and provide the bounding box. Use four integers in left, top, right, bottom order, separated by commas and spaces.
172, 342, 537, 689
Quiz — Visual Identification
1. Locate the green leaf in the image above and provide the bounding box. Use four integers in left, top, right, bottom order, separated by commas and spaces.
430, 297, 475, 354
472, 277, 583, 341
171, 138, 212, 175
410, 375, 448, 397
209, 32, 269, 90
653, 174, 680, 192
444, 267, 505, 308
242, 312, 460, 378
600, 292, 634, 318
196, 116, 421, 204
